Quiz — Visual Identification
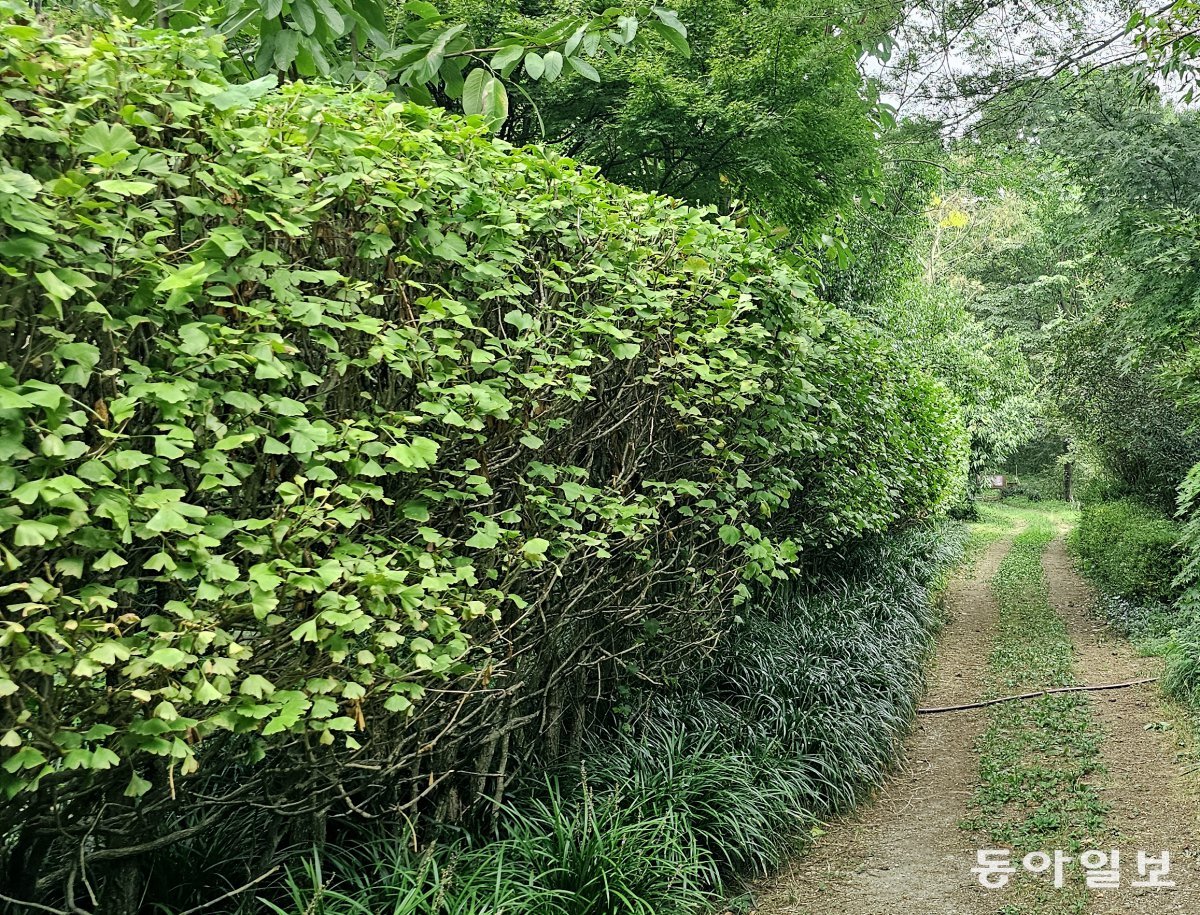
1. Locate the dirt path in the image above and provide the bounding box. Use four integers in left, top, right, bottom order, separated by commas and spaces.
753, 519, 1200, 915
753, 536, 1013, 915
1044, 535, 1200, 914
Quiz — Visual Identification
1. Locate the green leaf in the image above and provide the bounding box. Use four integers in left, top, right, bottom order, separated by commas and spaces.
291, 620, 319, 643
13, 519, 58, 547
408, 436, 439, 466
155, 261, 214, 293
56, 556, 85, 577
193, 679, 223, 703
291, 0, 317, 34
615, 15, 638, 45
312, 0, 344, 34
490, 44, 524, 75
504, 309, 533, 332
274, 29, 300, 71
240, 674, 275, 698
403, 501, 430, 522
0, 387, 33, 410
568, 56, 600, 82
524, 51, 544, 80
461, 69, 509, 128
433, 232, 467, 261
57, 342, 100, 371
90, 747, 120, 769
465, 530, 499, 549
79, 122, 137, 156
208, 226, 247, 257
2, 745, 46, 773
542, 50, 564, 81
178, 323, 211, 356
146, 507, 189, 533
207, 74, 279, 112
652, 5, 688, 38
35, 270, 76, 301
522, 537, 550, 562
124, 772, 153, 797
146, 647, 190, 669
96, 179, 156, 197
648, 19, 691, 57
93, 550, 127, 572
564, 24, 586, 57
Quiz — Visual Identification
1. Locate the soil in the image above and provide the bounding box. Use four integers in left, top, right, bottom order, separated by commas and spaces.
1043, 535, 1200, 914
751, 536, 1012, 915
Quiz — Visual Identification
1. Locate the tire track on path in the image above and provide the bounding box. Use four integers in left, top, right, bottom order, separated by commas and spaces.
753, 534, 1014, 915
1045, 535, 1200, 914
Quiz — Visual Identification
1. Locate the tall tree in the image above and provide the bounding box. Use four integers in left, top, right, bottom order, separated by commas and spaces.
453, 0, 892, 229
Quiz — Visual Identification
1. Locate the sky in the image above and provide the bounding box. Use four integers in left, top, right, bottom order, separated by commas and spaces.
861, 0, 1151, 125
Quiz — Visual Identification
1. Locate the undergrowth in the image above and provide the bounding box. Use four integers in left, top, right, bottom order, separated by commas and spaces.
240, 523, 968, 914
965, 514, 1105, 915
1071, 498, 1183, 607
1067, 500, 1198, 714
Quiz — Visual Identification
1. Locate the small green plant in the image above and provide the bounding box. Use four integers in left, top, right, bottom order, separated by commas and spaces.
258, 836, 573, 915
1071, 498, 1183, 604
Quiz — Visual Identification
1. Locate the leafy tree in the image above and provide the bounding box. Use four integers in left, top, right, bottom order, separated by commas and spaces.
86, 0, 691, 128
823, 123, 1043, 482
982, 73, 1200, 504
449, 0, 889, 229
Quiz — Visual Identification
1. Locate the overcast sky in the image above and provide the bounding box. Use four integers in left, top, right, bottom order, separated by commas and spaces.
862, 0, 1146, 124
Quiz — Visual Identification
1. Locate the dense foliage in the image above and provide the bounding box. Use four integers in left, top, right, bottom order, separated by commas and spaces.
1072, 500, 1184, 606
229, 524, 967, 914
821, 127, 1042, 484
485, 0, 884, 229
99, 0, 692, 131
0, 11, 967, 910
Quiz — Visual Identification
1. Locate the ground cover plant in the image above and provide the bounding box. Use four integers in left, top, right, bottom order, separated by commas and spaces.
1072, 499, 1183, 607
964, 508, 1106, 915
0, 10, 968, 911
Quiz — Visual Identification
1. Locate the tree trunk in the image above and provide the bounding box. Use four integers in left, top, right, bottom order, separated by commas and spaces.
1063, 455, 1074, 503
98, 859, 143, 915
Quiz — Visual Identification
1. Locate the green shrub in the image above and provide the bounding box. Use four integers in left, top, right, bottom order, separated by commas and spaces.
1072, 498, 1183, 604
583, 522, 968, 862
948, 498, 982, 521
0, 10, 965, 907
1179, 461, 1200, 617
247, 521, 966, 915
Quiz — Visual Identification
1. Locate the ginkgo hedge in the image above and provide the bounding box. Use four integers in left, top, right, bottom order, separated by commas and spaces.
0, 8, 966, 905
